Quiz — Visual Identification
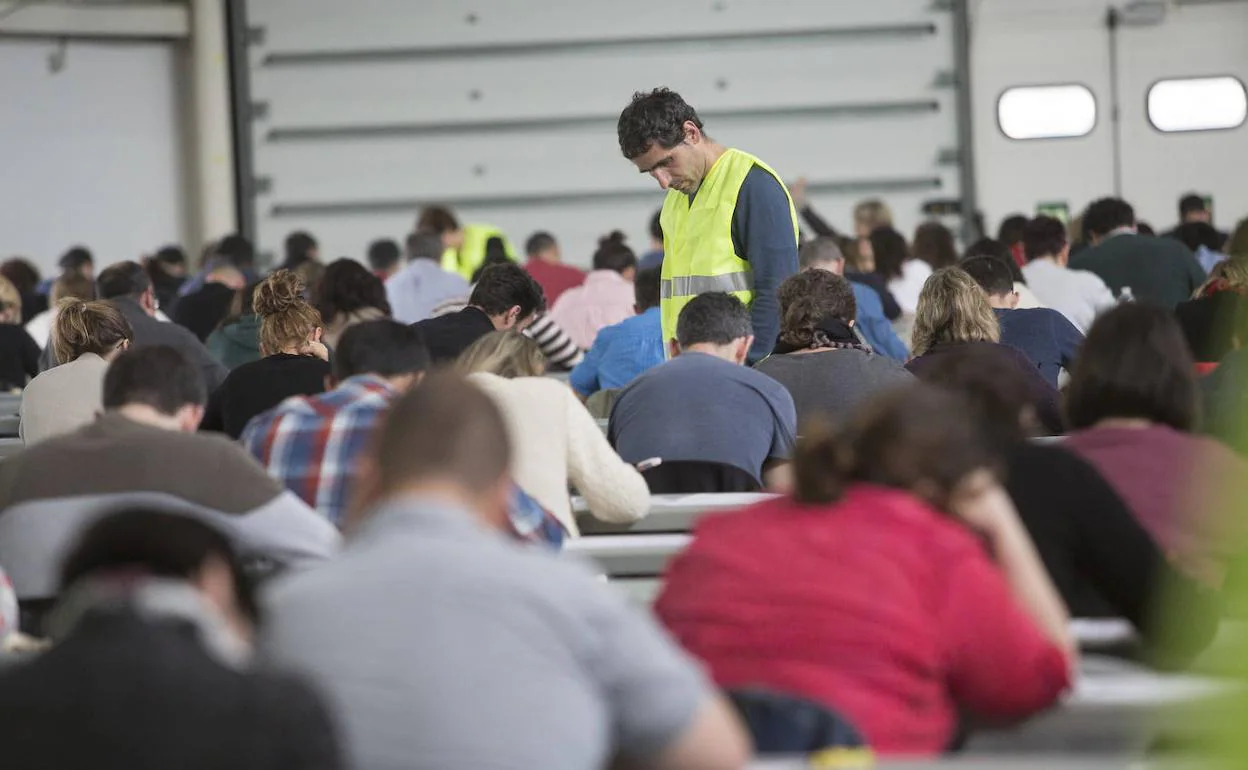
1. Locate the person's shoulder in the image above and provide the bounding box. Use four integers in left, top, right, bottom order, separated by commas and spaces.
736, 163, 789, 204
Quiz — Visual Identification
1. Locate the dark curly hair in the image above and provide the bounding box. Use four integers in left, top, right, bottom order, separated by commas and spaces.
617, 87, 704, 160
312, 259, 391, 327
777, 269, 857, 349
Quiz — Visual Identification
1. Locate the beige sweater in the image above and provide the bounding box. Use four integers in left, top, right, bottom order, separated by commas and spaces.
20, 353, 109, 446
468, 372, 649, 536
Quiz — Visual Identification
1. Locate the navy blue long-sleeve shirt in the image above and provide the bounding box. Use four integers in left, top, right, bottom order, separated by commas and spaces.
994, 308, 1085, 388
728, 167, 799, 363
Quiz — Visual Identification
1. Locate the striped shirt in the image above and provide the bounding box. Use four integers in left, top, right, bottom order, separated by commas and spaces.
524, 313, 583, 370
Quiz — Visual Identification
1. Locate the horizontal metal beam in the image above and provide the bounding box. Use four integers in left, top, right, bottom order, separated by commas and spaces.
268, 177, 944, 218
265, 99, 941, 142
261, 23, 938, 67
0, 2, 190, 40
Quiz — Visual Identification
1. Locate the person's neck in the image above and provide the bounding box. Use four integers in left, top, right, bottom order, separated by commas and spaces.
114, 404, 184, 432
688, 143, 727, 195
681, 342, 739, 363
1094, 417, 1155, 430
387, 480, 508, 533
536, 253, 560, 265
987, 296, 1013, 310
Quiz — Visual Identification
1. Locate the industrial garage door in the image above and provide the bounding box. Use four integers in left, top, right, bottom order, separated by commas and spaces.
231, 0, 972, 266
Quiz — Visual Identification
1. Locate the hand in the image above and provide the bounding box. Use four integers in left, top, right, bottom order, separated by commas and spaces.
301, 340, 330, 362
947, 468, 1018, 541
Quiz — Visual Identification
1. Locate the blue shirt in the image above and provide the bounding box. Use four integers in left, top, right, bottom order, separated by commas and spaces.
569, 307, 664, 397
850, 282, 908, 361
385, 259, 471, 324
994, 308, 1084, 388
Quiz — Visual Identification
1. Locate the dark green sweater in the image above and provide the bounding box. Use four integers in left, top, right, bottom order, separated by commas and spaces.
1069, 232, 1205, 309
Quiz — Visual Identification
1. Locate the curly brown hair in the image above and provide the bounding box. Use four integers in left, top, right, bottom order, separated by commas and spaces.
254, 270, 321, 356
777, 270, 857, 350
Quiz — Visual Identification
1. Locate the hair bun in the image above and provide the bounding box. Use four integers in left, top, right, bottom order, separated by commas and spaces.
252, 270, 305, 317
599, 230, 627, 247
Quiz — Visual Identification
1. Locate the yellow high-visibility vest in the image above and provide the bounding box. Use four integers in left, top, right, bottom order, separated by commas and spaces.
440, 223, 516, 280
659, 148, 798, 344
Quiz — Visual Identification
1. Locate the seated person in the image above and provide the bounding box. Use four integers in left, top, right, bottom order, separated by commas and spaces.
569, 267, 664, 398
20, 299, 132, 445
413, 263, 545, 363
756, 270, 912, 426
1175, 257, 1248, 365
460, 331, 649, 536
1064, 303, 1248, 585
918, 345, 1219, 666
312, 259, 391, 350
609, 293, 797, 490
963, 237, 1046, 309
261, 372, 749, 770
0, 509, 343, 769
206, 281, 262, 370
549, 231, 638, 350
795, 238, 908, 360
1018, 216, 1116, 333
656, 384, 1073, 756
0, 346, 339, 613
906, 267, 1062, 434
172, 264, 246, 342
0, 275, 40, 391
25, 271, 94, 351
961, 255, 1083, 387
243, 320, 430, 528
200, 270, 330, 439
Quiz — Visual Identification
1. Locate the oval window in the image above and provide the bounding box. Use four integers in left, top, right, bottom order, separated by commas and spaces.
997, 84, 1097, 140
1148, 76, 1247, 133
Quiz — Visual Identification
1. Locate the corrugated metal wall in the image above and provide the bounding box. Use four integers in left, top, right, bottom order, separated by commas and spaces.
238, 0, 965, 265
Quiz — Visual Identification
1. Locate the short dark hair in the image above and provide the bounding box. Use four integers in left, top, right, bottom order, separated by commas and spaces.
960, 255, 1016, 297
334, 320, 430, 381
96, 261, 152, 300
0, 258, 40, 294
103, 346, 207, 414
524, 231, 556, 258
634, 267, 661, 311
1082, 198, 1136, 239
1066, 303, 1198, 432
799, 237, 845, 270
777, 270, 857, 349
282, 231, 318, 269
367, 239, 401, 272
592, 231, 637, 273
468, 263, 546, 320
1022, 216, 1068, 262
1173, 221, 1223, 253
913, 222, 958, 269
59, 246, 94, 273
649, 209, 664, 242
60, 509, 259, 623
215, 234, 256, 269
152, 245, 187, 267
405, 231, 444, 262
1180, 193, 1208, 217
869, 226, 910, 282
676, 292, 752, 348
371, 371, 511, 501
996, 214, 1029, 246
416, 206, 460, 235
312, 259, 391, 325
617, 87, 703, 160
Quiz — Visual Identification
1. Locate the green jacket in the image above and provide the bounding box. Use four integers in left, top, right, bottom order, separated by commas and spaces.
1069, 232, 1205, 310
206, 315, 262, 371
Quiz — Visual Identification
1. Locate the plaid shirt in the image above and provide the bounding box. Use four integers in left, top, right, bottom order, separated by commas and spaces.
241, 375, 397, 528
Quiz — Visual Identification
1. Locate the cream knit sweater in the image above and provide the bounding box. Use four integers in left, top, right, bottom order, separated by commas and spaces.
468, 372, 650, 536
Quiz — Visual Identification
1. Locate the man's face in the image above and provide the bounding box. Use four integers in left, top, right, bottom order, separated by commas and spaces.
630, 127, 704, 194
1186, 210, 1211, 224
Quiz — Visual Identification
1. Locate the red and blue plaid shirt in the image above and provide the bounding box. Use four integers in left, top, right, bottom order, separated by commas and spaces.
241, 375, 396, 528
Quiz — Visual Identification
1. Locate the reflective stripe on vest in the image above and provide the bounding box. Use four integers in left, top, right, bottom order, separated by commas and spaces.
659, 272, 755, 299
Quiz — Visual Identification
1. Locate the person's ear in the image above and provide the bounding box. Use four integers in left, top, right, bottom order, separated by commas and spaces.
1007, 292, 1021, 310
1058, 244, 1071, 266
668, 339, 682, 359
180, 404, 205, 432
311, 326, 323, 343
735, 336, 755, 365
323, 375, 337, 391
194, 554, 252, 644
479, 476, 514, 534
683, 120, 701, 144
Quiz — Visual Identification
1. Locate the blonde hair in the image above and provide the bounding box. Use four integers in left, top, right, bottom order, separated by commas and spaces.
253, 270, 322, 356
911, 266, 1000, 356
0, 275, 21, 324
853, 199, 893, 232
1195, 255, 1248, 298
52, 299, 133, 364
458, 330, 546, 378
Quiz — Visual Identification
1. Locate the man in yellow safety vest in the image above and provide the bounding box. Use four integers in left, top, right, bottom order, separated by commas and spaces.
617, 87, 798, 362
416, 205, 516, 281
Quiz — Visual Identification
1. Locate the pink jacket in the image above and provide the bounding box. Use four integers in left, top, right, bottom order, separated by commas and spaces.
548, 270, 636, 350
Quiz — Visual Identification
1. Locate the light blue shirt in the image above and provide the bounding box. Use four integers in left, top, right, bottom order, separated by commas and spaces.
385, 259, 470, 324
850, 282, 907, 361
569, 307, 664, 397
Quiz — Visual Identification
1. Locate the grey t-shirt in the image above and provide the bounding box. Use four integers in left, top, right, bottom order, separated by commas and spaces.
754, 348, 914, 427
608, 351, 798, 480
261, 499, 708, 770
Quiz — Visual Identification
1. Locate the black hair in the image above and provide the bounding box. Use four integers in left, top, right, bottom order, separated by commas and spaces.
470, 248, 516, 284
405, 231, 444, 262
1021, 216, 1068, 262
282, 231, 318, 270
869, 226, 910, 282
524, 231, 557, 258
913, 222, 959, 270
103, 346, 207, 414
333, 319, 430, 381
153, 245, 187, 267
1082, 198, 1136, 239
59, 246, 94, 273
60, 508, 259, 623
1066, 303, 1198, 432
468, 263, 546, 320
1179, 193, 1208, 218
592, 231, 637, 273
96, 261, 152, 300
1136, 221, 1156, 237
676, 292, 752, 348
964, 237, 1026, 284
634, 267, 661, 311
416, 206, 460, 235
996, 214, 1029, 246
617, 87, 704, 160
215, 234, 256, 269
312, 259, 391, 324
960, 255, 1016, 297
649, 209, 664, 242
367, 239, 402, 273
1173, 221, 1223, 253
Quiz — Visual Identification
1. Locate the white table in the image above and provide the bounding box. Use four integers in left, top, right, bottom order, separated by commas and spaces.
575, 492, 778, 534
564, 533, 689, 577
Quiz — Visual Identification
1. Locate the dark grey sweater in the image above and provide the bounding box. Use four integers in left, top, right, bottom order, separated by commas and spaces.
754, 348, 914, 427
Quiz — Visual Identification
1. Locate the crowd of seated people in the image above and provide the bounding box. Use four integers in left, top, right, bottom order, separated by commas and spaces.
3, 189, 1248, 766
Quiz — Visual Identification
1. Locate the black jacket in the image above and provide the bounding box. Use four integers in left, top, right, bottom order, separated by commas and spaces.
0, 610, 342, 770
412, 306, 495, 363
